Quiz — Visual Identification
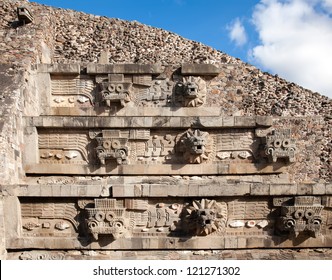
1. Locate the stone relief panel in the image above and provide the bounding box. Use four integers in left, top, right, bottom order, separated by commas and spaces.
51, 76, 94, 108
177, 129, 213, 164
273, 196, 324, 238
38, 131, 89, 164
226, 199, 271, 231
27, 126, 297, 175
85, 199, 133, 240
174, 76, 207, 107
13, 196, 331, 249
44, 64, 223, 113
183, 199, 227, 235
97, 74, 132, 107
21, 201, 79, 238
263, 129, 296, 163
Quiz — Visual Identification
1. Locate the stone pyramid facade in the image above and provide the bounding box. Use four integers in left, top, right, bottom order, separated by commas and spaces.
0, 0, 331, 259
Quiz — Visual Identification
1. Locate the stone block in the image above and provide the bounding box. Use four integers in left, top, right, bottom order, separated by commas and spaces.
270, 184, 297, 195
149, 184, 167, 196
188, 184, 199, 196
256, 116, 273, 127
181, 64, 220, 75
27, 185, 41, 196
224, 237, 238, 249
250, 183, 270, 195
234, 116, 256, 127
111, 185, 124, 197
313, 183, 326, 195
297, 184, 313, 195
3, 197, 21, 240
199, 117, 223, 127
222, 117, 235, 127
326, 184, 332, 195
37, 64, 80, 74
87, 64, 163, 74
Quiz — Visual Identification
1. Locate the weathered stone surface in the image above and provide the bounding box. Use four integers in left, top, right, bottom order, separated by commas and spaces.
0, 0, 331, 259
181, 64, 220, 75
87, 64, 163, 74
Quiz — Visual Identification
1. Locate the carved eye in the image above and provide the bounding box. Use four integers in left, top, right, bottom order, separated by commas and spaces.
103, 140, 112, 149
294, 209, 304, 219
113, 221, 124, 228
87, 221, 98, 229
312, 219, 321, 226
116, 84, 123, 92
305, 209, 314, 219
95, 211, 106, 222
284, 218, 295, 228
283, 139, 290, 147
105, 211, 115, 222
274, 139, 282, 147
111, 140, 121, 149
108, 84, 116, 92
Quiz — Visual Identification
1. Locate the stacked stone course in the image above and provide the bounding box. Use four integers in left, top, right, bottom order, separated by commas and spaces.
0, 0, 331, 259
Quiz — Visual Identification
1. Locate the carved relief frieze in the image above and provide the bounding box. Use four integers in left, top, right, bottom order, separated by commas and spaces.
20, 202, 79, 237
98, 74, 132, 107
89, 129, 150, 165
137, 79, 173, 107
85, 199, 132, 240
38, 131, 89, 164
177, 129, 212, 164
51, 76, 94, 107
46, 64, 222, 112
216, 130, 259, 161
263, 129, 296, 163
15, 196, 332, 249
31, 125, 297, 174
183, 199, 227, 235
273, 196, 324, 237
174, 76, 207, 107
226, 199, 271, 230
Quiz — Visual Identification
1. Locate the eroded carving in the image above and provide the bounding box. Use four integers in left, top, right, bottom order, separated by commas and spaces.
99, 74, 132, 107
21, 202, 79, 237
90, 129, 150, 165
178, 129, 212, 163
39, 132, 88, 163
85, 199, 131, 240
264, 129, 296, 163
216, 130, 259, 161
183, 199, 227, 235
175, 76, 206, 107
274, 196, 324, 237
51, 77, 94, 107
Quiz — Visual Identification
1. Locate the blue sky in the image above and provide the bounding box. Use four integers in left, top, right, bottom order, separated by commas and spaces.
32, 0, 332, 98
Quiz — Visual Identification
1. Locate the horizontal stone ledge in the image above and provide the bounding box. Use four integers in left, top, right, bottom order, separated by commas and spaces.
7, 183, 331, 197
87, 64, 163, 74
36, 64, 80, 74
25, 116, 273, 128
10, 184, 111, 197
181, 64, 221, 75
46, 107, 225, 117
24, 162, 285, 176
112, 183, 251, 197
7, 235, 332, 250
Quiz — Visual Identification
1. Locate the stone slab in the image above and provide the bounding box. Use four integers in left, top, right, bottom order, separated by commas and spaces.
24, 162, 285, 175
25, 116, 273, 128
181, 64, 220, 75
6, 235, 332, 250
36, 64, 80, 74
87, 64, 163, 74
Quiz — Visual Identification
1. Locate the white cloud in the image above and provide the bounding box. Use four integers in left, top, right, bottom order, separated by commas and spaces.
250, 0, 332, 98
228, 18, 248, 47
